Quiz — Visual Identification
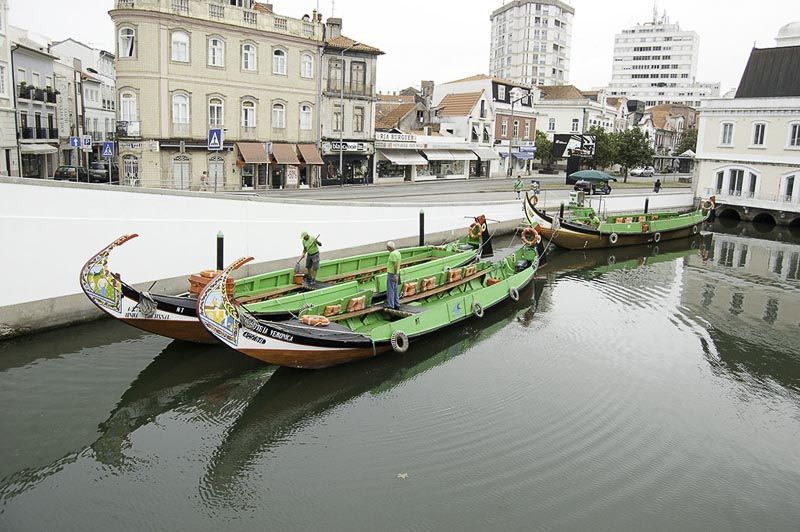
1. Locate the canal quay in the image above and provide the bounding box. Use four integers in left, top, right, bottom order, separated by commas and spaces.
1, 220, 799, 530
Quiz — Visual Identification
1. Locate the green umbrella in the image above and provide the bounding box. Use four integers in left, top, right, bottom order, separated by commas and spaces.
569, 170, 617, 183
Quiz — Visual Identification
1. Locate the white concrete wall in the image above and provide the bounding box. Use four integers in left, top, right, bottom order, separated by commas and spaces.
0, 178, 525, 308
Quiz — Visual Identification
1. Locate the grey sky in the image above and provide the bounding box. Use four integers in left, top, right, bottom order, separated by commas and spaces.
9, 0, 798, 93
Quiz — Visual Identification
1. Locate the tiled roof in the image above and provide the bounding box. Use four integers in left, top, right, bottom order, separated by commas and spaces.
645, 103, 697, 130
436, 91, 483, 117
606, 97, 626, 108
325, 35, 384, 55
376, 102, 417, 130
378, 93, 416, 104
537, 85, 586, 101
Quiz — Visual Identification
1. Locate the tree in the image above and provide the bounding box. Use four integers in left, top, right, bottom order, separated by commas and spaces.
675, 128, 698, 155
613, 127, 655, 183
588, 126, 617, 170
534, 130, 553, 170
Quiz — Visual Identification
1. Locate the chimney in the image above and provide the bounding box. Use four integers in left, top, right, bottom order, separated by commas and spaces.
326, 17, 343, 39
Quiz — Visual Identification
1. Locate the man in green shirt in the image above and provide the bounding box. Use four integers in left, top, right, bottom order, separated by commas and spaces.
587, 212, 601, 229
300, 232, 322, 283
386, 241, 402, 310
514, 175, 524, 199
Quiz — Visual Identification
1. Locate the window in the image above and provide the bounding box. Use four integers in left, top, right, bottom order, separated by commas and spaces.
350, 61, 366, 93
45, 76, 53, 90
273, 49, 286, 75
119, 27, 135, 58
208, 37, 225, 67
32, 73, 40, 88
513, 120, 520, 138
120, 91, 137, 122
241, 43, 257, 71
354, 106, 364, 133
300, 104, 312, 130
729, 169, 744, 195
209, 97, 224, 126
333, 104, 343, 132
241, 100, 256, 128
548, 118, 555, 131
720, 122, 733, 145
752, 123, 765, 146
748, 173, 758, 198
171, 31, 189, 62
498, 85, 506, 100
715, 171, 724, 192
272, 103, 285, 128
571, 118, 579, 132
172, 93, 189, 124
328, 59, 342, 91
501, 120, 508, 138
789, 123, 800, 148
524, 121, 531, 139
301, 53, 314, 78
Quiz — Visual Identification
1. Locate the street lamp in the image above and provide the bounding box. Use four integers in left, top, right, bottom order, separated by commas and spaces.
339, 41, 360, 187
507, 87, 531, 177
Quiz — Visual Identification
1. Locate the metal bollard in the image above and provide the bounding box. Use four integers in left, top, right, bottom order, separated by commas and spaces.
644, 198, 650, 214
419, 209, 425, 247
216, 231, 224, 270
559, 202, 565, 220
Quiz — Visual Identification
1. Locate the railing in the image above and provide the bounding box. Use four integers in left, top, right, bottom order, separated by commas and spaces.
209, 3, 224, 19
20, 128, 33, 139
36, 128, 48, 139
18, 84, 32, 99
274, 17, 288, 30
49, 128, 59, 139
325, 83, 375, 97
171, 0, 188, 13
303, 23, 314, 37
46, 91, 58, 104
118, 0, 134, 7
243, 10, 257, 25
33, 88, 46, 102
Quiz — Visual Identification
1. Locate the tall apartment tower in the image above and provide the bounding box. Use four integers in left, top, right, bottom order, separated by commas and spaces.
607, 8, 719, 107
489, 0, 574, 86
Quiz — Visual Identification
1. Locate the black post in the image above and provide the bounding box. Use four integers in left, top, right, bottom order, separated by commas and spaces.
216, 231, 224, 270
644, 198, 650, 214
419, 209, 425, 246
559, 202, 565, 220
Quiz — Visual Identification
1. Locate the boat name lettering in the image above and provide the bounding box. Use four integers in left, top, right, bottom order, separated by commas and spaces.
124, 311, 171, 320
247, 322, 295, 343
243, 331, 266, 345
269, 330, 294, 343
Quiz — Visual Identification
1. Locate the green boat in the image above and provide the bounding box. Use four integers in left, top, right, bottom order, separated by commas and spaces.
197, 243, 540, 369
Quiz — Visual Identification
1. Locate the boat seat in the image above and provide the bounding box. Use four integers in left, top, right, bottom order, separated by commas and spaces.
448, 269, 462, 283
422, 277, 437, 291
615, 217, 624, 223
347, 296, 366, 313
402, 281, 417, 297
323, 304, 342, 317
624, 217, 634, 223
464, 265, 477, 277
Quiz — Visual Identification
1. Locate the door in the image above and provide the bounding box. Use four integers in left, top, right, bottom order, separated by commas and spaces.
208, 155, 224, 191
172, 155, 190, 190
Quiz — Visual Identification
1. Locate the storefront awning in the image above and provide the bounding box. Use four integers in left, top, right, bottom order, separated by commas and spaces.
297, 144, 324, 165
514, 152, 536, 161
472, 147, 501, 161
20, 143, 57, 155
422, 150, 456, 161
451, 150, 478, 161
271, 143, 300, 165
236, 142, 269, 164
379, 149, 428, 165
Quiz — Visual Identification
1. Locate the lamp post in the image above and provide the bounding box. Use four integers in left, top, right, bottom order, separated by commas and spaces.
339, 41, 360, 187
507, 87, 531, 177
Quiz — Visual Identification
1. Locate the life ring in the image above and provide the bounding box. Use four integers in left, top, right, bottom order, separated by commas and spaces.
521, 227, 540, 246
652, 245, 660, 256
692, 225, 699, 235
299, 315, 331, 327
701, 200, 713, 211
653, 232, 662, 243
473, 302, 485, 318
609, 232, 619, 245
531, 194, 539, 206
391, 330, 409, 353
509, 287, 520, 302
468, 222, 484, 239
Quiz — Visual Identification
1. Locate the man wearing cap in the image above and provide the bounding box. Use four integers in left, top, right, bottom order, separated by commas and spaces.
385, 241, 402, 310
300, 232, 322, 284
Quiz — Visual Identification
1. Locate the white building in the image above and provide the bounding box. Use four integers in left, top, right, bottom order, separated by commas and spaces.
489, 0, 574, 86
0, 0, 18, 176
693, 23, 800, 227
607, 8, 719, 107
536, 85, 622, 140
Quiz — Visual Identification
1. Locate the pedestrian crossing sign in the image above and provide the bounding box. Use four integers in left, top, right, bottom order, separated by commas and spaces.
208, 128, 223, 151
101, 142, 114, 158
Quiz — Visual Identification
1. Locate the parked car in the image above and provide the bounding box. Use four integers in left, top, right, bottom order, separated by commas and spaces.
574, 179, 612, 195
53, 166, 89, 182
630, 166, 655, 177
88, 161, 120, 184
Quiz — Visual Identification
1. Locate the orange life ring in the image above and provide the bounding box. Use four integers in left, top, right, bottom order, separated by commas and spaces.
468, 222, 484, 239
521, 227, 540, 246
300, 315, 331, 327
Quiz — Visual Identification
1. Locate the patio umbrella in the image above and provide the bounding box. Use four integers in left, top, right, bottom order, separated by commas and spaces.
568, 170, 617, 183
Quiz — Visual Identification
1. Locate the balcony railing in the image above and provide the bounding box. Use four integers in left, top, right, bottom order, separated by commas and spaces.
209, 3, 224, 19
45, 90, 58, 104
35, 127, 47, 139
325, 83, 375, 97
18, 84, 33, 99
243, 10, 257, 25
274, 17, 288, 30
20, 127, 33, 139
171, 0, 188, 13
49, 128, 59, 139
33, 89, 46, 102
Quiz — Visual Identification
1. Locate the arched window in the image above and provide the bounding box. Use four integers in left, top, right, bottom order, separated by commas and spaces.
120, 91, 137, 122
119, 27, 135, 58
273, 49, 286, 75
300, 104, 312, 130
272, 103, 285, 129
242, 43, 257, 71
171, 31, 189, 62
172, 93, 189, 124
209, 97, 224, 126
208, 37, 224, 67
300, 53, 314, 79
241, 100, 256, 128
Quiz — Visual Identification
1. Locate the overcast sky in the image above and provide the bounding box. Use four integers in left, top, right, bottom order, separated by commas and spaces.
9, 0, 798, 93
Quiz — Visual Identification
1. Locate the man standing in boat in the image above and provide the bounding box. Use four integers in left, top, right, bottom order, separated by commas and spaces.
587, 212, 601, 229
300, 232, 322, 284
385, 241, 401, 310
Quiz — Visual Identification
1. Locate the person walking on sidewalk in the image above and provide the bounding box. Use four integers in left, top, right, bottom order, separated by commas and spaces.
385, 241, 402, 310
653, 178, 662, 193
514, 175, 525, 200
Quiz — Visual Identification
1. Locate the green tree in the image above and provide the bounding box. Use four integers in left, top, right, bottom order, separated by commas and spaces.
588, 126, 617, 169
534, 130, 553, 169
675, 128, 698, 155
614, 127, 655, 183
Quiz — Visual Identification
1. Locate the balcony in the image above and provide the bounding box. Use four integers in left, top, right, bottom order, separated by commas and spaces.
49, 128, 59, 139
209, 3, 224, 19
324, 83, 375, 98
171, 0, 187, 13
36, 128, 48, 139
45, 90, 58, 104
20, 128, 33, 139
243, 9, 257, 25
18, 84, 33, 100
33, 89, 46, 102
704, 187, 800, 214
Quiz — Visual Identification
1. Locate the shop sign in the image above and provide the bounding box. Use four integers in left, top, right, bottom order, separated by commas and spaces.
286, 165, 299, 186
119, 141, 143, 152
375, 141, 424, 150
376, 132, 415, 142
323, 141, 374, 155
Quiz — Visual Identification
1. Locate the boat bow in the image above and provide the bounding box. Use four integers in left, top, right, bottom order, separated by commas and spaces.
79, 234, 139, 315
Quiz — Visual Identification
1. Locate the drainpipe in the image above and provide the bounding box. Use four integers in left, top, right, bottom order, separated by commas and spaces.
10, 45, 22, 177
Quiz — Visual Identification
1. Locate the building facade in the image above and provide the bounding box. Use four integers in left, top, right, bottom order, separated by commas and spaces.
536, 85, 621, 140
319, 18, 382, 186
693, 25, 800, 227
607, 8, 719, 107
489, 0, 574, 86
0, 0, 18, 176
110, 0, 324, 190
638, 103, 697, 156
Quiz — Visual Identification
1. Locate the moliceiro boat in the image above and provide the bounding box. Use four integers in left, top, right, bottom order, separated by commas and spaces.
524, 192, 714, 250
80, 235, 477, 344
197, 244, 540, 369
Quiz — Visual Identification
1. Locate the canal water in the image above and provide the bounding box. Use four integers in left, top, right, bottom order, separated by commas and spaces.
1, 221, 799, 530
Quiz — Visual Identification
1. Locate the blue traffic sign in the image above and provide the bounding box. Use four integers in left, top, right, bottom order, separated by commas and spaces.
208, 128, 223, 151
101, 142, 115, 158
69, 136, 81, 148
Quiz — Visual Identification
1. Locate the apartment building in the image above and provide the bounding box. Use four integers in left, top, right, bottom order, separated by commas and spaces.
0, 0, 17, 176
